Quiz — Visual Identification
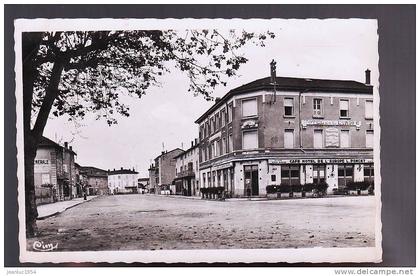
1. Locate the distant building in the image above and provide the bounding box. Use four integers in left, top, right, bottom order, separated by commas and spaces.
195, 64, 374, 197
137, 177, 150, 194
79, 166, 109, 195
108, 167, 139, 194
34, 136, 77, 204
149, 148, 184, 194
173, 139, 200, 196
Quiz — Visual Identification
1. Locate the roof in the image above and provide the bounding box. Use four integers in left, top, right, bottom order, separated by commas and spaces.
138, 177, 149, 181
80, 166, 108, 174
173, 142, 199, 159
195, 75, 373, 124
154, 148, 184, 160
37, 136, 77, 155
108, 168, 138, 175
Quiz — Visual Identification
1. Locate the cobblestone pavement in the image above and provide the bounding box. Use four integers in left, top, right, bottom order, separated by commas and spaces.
27, 194, 376, 251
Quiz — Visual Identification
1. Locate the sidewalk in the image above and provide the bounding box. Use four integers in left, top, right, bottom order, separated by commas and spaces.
37, 196, 97, 220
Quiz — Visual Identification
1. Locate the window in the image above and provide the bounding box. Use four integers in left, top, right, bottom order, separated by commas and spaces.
208, 145, 212, 159
364, 164, 374, 182
242, 130, 258, 150
338, 164, 353, 188
339, 99, 349, 117
366, 130, 374, 148
314, 130, 323, 148
242, 98, 257, 117
284, 129, 294, 148
211, 117, 216, 133
41, 174, 50, 185
284, 98, 294, 116
211, 142, 216, 158
313, 165, 326, 184
228, 133, 233, 152
340, 130, 350, 148
221, 109, 226, 126
271, 175, 276, 182
228, 103, 233, 122
215, 113, 220, 130
313, 98, 323, 117
222, 137, 227, 155
281, 165, 300, 185
207, 172, 211, 187
365, 100, 373, 119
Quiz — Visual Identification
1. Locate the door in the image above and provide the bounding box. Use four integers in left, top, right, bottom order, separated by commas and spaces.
187, 179, 192, 196
244, 165, 259, 196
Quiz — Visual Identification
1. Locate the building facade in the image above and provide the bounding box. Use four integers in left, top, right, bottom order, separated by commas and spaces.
79, 166, 109, 195
34, 137, 77, 204
108, 168, 139, 194
173, 139, 200, 196
148, 148, 184, 194
138, 177, 150, 194
195, 68, 374, 197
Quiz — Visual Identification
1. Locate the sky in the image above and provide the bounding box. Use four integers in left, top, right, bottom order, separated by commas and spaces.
42, 19, 379, 178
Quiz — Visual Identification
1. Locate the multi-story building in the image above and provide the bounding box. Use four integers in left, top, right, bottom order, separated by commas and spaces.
173, 139, 200, 196
108, 167, 139, 194
195, 65, 374, 197
34, 136, 77, 204
148, 148, 184, 194
79, 166, 109, 195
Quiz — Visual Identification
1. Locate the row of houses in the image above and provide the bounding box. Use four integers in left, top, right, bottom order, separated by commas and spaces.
33, 137, 150, 205
148, 62, 375, 197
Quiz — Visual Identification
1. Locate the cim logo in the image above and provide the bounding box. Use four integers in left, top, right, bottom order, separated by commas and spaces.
32, 240, 58, 252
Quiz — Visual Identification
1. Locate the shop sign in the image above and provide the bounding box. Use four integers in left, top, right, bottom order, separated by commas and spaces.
269, 158, 373, 165
301, 119, 361, 129
241, 119, 258, 129
212, 162, 233, 170
34, 159, 50, 173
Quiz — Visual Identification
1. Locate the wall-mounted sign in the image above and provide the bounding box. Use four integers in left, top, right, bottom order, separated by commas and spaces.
325, 127, 340, 147
241, 119, 258, 129
213, 162, 233, 170
269, 158, 373, 165
34, 159, 50, 173
301, 119, 361, 129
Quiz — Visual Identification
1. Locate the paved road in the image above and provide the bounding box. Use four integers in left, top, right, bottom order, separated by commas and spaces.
27, 194, 376, 251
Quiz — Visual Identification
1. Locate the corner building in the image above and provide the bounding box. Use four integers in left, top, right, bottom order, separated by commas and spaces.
195, 70, 374, 197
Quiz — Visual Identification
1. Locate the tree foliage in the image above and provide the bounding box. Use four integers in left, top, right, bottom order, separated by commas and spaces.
30, 29, 275, 126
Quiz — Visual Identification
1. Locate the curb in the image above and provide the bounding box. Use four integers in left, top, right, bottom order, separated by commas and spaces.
37, 197, 95, 220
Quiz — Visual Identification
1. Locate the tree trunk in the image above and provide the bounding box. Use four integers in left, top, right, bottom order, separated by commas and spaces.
24, 133, 38, 237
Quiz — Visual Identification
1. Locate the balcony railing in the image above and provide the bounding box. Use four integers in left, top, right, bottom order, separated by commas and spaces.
176, 169, 195, 178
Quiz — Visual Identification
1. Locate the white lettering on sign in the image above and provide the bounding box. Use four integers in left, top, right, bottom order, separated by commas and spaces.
302, 119, 361, 129
325, 128, 340, 147
269, 158, 373, 165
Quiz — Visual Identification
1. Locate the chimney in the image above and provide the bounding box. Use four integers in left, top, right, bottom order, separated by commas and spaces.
270, 59, 277, 83
121, 167, 123, 170
191, 141, 194, 148
69, 146, 73, 151
64, 142, 68, 149
215, 97, 221, 103
195, 138, 198, 145
365, 69, 371, 85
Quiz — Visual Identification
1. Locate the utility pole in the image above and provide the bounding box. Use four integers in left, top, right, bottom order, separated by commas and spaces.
270, 59, 277, 104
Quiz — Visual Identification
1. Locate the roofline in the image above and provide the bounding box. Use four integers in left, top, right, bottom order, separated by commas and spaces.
155, 148, 184, 159
173, 143, 199, 159
194, 77, 373, 124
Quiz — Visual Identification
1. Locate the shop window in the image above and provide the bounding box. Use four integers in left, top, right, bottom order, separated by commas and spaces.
314, 129, 323, 148
207, 172, 211, 187
338, 164, 354, 188
365, 100, 373, 119
217, 171, 221, 187
364, 164, 374, 182
212, 171, 216, 187
366, 130, 374, 148
284, 129, 294, 149
243, 130, 258, 150
340, 130, 350, 148
223, 169, 228, 189
242, 98, 257, 117
313, 165, 326, 184
284, 98, 294, 116
339, 99, 349, 118
313, 98, 323, 117
281, 165, 300, 185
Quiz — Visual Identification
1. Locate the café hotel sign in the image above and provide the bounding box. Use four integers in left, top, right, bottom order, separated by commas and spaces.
301, 119, 361, 129
269, 158, 373, 165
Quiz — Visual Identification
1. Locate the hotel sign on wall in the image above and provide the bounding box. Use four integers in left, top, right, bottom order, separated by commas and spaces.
301, 119, 361, 129
269, 158, 373, 165
34, 159, 50, 173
